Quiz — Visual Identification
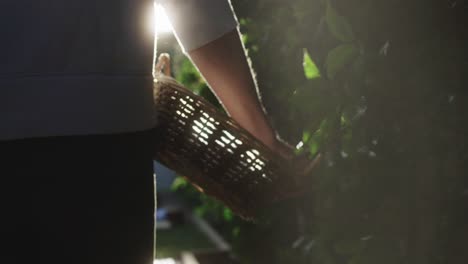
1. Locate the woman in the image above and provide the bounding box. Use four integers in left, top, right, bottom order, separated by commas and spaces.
0, 0, 289, 263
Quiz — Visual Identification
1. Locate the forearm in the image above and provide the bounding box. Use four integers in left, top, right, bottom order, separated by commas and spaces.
188, 29, 279, 151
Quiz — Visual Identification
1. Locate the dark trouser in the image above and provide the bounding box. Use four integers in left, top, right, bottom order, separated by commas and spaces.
0, 130, 156, 264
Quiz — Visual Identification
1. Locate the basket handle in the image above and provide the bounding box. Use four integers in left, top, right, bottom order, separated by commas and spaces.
154, 53, 172, 77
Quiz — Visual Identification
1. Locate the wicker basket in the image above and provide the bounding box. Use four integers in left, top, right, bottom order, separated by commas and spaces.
152, 54, 319, 220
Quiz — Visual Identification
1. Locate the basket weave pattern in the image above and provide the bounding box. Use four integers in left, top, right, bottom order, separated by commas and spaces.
153, 75, 298, 220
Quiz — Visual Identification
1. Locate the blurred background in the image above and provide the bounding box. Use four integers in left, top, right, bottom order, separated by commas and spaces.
153, 0, 468, 263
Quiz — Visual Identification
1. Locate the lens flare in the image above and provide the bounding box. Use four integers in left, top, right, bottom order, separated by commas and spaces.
153, 4, 173, 34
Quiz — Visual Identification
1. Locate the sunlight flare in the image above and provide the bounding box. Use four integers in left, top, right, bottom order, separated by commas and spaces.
152, 4, 173, 34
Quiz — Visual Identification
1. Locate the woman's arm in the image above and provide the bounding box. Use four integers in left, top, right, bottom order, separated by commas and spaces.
160, 0, 291, 157
188, 29, 291, 157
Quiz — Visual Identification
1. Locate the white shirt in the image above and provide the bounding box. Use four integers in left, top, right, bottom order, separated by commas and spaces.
0, 0, 237, 140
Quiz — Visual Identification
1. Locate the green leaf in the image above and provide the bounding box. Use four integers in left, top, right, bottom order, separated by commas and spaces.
303, 48, 321, 79
302, 130, 311, 142
326, 44, 359, 79
170, 176, 188, 191
241, 34, 249, 45
309, 140, 320, 155
223, 207, 233, 222
325, 1, 355, 42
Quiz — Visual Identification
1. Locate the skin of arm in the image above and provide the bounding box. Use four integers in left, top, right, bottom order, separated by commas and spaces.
188, 29, 292, 158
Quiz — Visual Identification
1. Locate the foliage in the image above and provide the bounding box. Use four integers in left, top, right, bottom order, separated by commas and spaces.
303, 48, 321, 80
170, 0, 468, 263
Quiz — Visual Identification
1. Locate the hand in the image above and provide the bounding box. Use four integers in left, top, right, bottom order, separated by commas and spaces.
270, 138, 295, 160
272, 138, 322, 188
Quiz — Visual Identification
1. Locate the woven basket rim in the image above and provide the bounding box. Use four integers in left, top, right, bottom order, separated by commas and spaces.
154, 74, 281, 163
